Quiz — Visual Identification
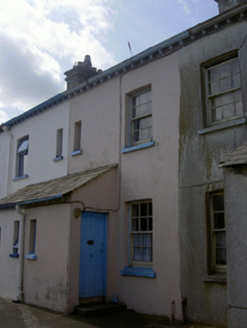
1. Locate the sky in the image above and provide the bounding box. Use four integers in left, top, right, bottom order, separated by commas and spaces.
0, 0, 219, 124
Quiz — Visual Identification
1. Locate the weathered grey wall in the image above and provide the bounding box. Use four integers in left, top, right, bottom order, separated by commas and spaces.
225, 167, 247, 328
179, 20, 247, 327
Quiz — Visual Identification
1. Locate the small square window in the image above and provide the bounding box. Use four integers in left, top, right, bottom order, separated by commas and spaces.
205, 56, 243, 126
16, 136, 29, 178
130, 201, 153, 266
207, 191, 226, 273
128, 88, 152, 146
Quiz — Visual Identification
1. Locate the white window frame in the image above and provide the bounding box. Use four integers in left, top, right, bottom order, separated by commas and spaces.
129, 88, 152, 146
16, 136, 29, 177
130, 200, 153, 267
205, 56, 243, 126
208, 191, 227, 273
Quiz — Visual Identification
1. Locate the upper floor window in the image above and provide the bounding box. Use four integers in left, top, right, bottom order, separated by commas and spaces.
71, 121, 82, 156
54, 128, 63, 160
16, 136, 29, 178
129, 88, 152, 146
74, 121, 81, 151
205, 56, 242, 126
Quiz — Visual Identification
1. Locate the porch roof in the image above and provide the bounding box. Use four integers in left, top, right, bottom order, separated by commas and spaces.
0, 164, 117, 209
219, 143, 247, 167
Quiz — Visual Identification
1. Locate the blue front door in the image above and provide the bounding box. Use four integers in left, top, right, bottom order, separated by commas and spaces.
79, 212, 107, 298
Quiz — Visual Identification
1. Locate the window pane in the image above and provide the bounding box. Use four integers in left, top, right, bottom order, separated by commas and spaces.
133, 234, 141, 246
216, 232, 226, 248
220, 77, 231, 93
132, 218, 139, 231
230, 59, 240, 74
149, 217, 153, 230
209, 81, 219, 95
216, 248, 227, 265
143, 248, 152, 262
222, 104, 234, 119
133, 247, 142, 261
214, 213, 225, 229
141, 128, 151, 141
235, 101, 243, 116
132, 204, 139, 217
141, 218, 148, 231
213, 195, 224, 211
232, 73, 241, 88
141, 203, 148, 216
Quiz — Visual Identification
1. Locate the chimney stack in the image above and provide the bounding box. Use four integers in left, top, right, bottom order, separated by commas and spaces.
64, 55, 101, 90
215, 0, 247, 13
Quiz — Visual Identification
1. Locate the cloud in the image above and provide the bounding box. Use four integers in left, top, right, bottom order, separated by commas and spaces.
177, 0, 192, 14
0, 0, 116, 123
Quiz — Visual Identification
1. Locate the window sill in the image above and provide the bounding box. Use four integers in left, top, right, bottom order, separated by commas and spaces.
198, 117, 247, 135
53, 156, 64, 162
71, 149, 82, 157
121, 266, 156, 278
13, 174, 29, 181
122, 141, 155, 154
204, 273, 226, 284
9, 253, 19, 258
25, 254, 37, 260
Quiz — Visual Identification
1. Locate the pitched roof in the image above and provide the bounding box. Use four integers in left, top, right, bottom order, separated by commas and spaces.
4, 5, 247, 129
0, 165, 117, 208
219, 143, 247, 167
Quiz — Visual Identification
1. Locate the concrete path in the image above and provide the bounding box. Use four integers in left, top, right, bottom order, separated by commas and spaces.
0, 297, 219, 328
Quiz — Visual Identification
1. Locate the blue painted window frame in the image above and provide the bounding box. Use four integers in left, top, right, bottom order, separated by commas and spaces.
121, 200, 156, 278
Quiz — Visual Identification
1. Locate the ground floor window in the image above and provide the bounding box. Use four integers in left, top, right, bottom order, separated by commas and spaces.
207, 191, 226, 273
130, 200, 153, 266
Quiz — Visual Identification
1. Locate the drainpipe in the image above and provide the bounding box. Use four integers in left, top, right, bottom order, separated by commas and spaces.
16, 205, 25, 302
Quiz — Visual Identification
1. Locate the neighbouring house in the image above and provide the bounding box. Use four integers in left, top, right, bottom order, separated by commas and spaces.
0, 1, 246, 327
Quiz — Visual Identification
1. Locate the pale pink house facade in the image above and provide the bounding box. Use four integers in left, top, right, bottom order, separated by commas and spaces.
0, 2, 247, 327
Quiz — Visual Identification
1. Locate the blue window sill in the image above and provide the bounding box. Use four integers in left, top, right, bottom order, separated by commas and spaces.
9, 253, 19, 258
122, 141, 155, 154
25, 253, 37, 260
121, 266, 156, 278
53, 156, 64, 162
13, 174, 29, 181
71, 149, 82, 156
198, 117, 247, 135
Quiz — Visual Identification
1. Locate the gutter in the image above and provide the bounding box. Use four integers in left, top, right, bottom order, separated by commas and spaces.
16, 205, 25, 302
0, 194, 64, 210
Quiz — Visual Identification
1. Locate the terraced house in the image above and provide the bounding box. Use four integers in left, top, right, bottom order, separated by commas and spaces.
0, 1, 247, 327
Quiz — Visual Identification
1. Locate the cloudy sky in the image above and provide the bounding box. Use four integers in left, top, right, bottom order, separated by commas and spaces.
0, 0, 218, 124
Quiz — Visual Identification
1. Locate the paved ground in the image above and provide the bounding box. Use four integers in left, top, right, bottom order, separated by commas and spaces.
0, 297, 219, 328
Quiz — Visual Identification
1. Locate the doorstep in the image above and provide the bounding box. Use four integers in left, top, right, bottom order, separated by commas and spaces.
74, 302, 127, 317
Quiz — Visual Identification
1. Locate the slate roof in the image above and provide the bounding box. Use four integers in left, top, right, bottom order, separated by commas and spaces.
219, 143, 247, 167
0, 164, 117, 208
